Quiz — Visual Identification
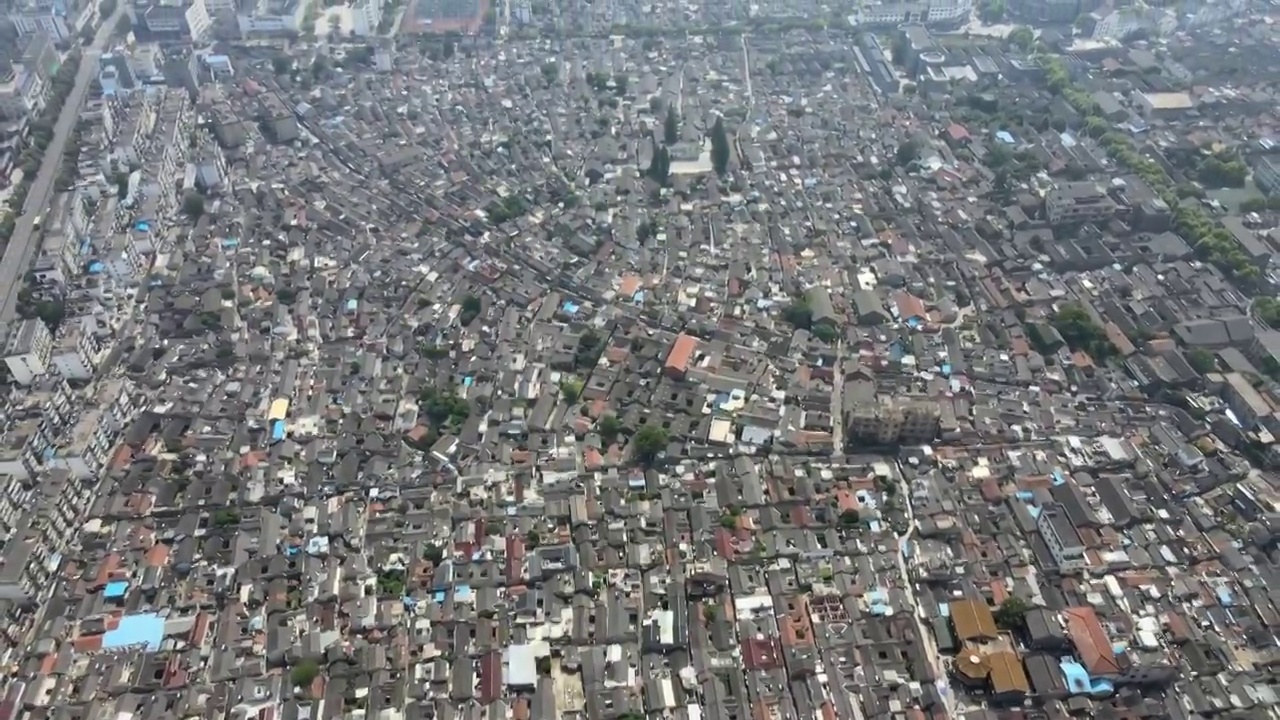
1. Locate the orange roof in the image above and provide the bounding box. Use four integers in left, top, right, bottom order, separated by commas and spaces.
145, 544, 170, 568
894, 292, 927, 321
950, 599, 998, 641
990, 582, 1009, 605
72, 635, 103, 652
618, 274, 641, 298
110, 444, 133, 470
987, 651, 1029, 694
1064, 606, 1122, 676
665, 334, 698, 374
835, 489, 857, 512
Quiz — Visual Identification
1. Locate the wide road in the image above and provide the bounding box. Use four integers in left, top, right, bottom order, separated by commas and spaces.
0, 4, 126, 325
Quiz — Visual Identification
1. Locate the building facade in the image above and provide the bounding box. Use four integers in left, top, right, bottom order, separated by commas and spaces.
8, 9, 71, 41
1046, 182, 1117, 225
3, 319, 53, 385
849, 0, 972, 28
1038, 503, 1088, 572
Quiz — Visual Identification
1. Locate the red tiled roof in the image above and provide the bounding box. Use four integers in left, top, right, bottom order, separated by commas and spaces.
1065, 606, 1122, 676
665, 334, 698, 375
741, 638, 781, 670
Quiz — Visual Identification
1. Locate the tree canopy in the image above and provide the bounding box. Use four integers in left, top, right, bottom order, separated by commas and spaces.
664, 105, 680, 145
994, 596, 1031, 629
290, 659, 320, 688
632, 425, 668, 464
709, 116, 730, 175
1187, 348, 1216, 374
1048, 302, 1116, 361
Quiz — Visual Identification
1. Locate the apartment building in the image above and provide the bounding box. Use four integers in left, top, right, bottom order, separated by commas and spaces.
1253, 156, 1280, 196
0, 63, 47, 121
0, 377, 76, 481
3, 318, 53, 385
236, 0, 311, 35
846, 395, 941, 446
50, 316, 103, 381
8, 8, 71, 41
849, 0, 972, 27
1045, 182, 1118, 225
1037, 503, 1088, 572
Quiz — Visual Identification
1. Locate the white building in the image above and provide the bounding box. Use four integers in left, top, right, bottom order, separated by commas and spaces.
1180, 0, 1249, 29
186, 0, 214, 41
1045, 181, 1117, 225
349, 0, 382, 36
0, 64, 47, 120
3, 319, 53, 386
848, 0, 972, 27
236, 0, 310, 35
50, 316, 102, 381
1089, 6, 1177, 40
8, 10, 71, 41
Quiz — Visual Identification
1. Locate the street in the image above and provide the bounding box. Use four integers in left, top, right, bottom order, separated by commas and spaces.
0, 3, 127, 325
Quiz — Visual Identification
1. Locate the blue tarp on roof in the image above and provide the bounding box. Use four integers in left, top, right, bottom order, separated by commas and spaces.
103, 613, 164, 651
87, 261, 105, 274
1060, 659, 1114, 696
104, 580, 129, 599
270, 420, 286, 443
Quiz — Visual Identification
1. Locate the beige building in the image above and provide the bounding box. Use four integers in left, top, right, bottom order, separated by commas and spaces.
845, 375, 941, 446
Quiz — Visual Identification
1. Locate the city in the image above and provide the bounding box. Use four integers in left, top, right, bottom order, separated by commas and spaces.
0, 1, 1278, 719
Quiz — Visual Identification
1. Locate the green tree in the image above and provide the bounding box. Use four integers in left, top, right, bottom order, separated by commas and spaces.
839, 509, 860, 526
896, 139, 921, 167
376, 569, 406, 596
272, 55, 292, 75
213, 509, 240, 527
1187, 348, 1216, 374
1197, 154, 1247, 189
632, 425, 669, 464
1050, 303, 1115, 361
290, 659, 320, 687
1083, 116, 1108, 138
598, 414, 623, 444
646, 142, 671, 186
1007, 26, 1034, 51
560, 377, 584, 402
459, 294, 482, 325
574, 330, 603, 369
811, 324, 838, 343
422, 543, 445, 565
782, 300, 812, 329
709, 116, 730, 175
978, 0, 1007, 23
994, 596, 1031, 629
664, 105, 680, 145
182, 192, 205, 217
